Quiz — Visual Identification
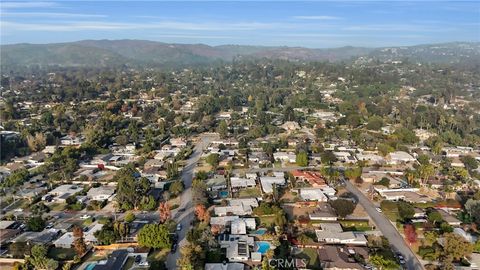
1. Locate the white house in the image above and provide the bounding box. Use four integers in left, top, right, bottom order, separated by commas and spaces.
87, 185, 116, 201
315, 223, 367, 245
299, 188, 328, 202
260, 176, 285, 193
273, 152, 296, 163
387, 151, 417, 165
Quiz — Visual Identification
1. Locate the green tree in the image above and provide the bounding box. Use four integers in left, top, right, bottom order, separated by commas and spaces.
295, 151, 308, 167
461, 155, 478, 171
27, 245, 58, 270
216, 121, 228, 139
26, 216, 45, 232
206, 154, 219, 168
397, 201, 415, 221
345, 166, 362, 181
115, 164, 150, 210
137, 224, 171, 249
169, 181, 184, 196
369, 254, 399, 270
329, 199, 356, 218
443, 233, 473, 262
124, 212, 136, 223
366, 116, 383, 130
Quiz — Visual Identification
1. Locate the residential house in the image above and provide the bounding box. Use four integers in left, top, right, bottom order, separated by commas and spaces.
299, 188, 328, 202
260, 175, 285, 193
43, 184, 81, 203
315, 223, 367, 245
273, 152, 296, 163
87, 185, 115, 201
291, 170, 327, 187
318, 245, 364, 270
387, 151, 417, 165
230, 177, 256, 190
207, 175, 228, 191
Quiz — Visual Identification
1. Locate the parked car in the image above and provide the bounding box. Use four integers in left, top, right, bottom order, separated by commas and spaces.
375, 207, 382, 213
176, 223, 182, 231
139, 262, 149, 266
171, 244, 178, 253
80, 214, 91, 220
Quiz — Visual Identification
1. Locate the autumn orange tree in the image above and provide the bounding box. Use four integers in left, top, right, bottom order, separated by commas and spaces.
195, 204, 210, 223
72, 226, 87, 256
158, 202, 171, 224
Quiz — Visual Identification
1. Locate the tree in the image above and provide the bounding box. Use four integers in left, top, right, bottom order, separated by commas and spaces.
397, 201, 415, 221
443, 233, 473, 262
369, 254, 399, 270
72, 226, 87, 257
465, 199, 480, 225
418, 164, 435, 184
194, 204, 209, 223
329, 199, 355, 218
115, 165, 151, 210
191, 179, 208, 205
295, 151, 308, 167
217, 120, 228, 139
27, 245, 58, 270
345, 166, 362, 181
94, 228, 116, 245
26, 132, 46, 152
169, 181, 184, 196
404, 224, 417, 245
366, 116, 383, 130
137, 224, 171, 249
158, 202, 171, 223
124, 212, 136, 223
427, 210, 443, 225
26, 216, 45, 232
206, 153, 219, 168
461, 155, 478, 171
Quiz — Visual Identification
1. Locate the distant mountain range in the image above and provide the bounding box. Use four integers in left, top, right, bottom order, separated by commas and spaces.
1, 40, 479, 69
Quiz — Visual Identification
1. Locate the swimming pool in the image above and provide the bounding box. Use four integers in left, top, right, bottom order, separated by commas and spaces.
85, 263, 97, 270
254, 228, 268, 235
219, 191, 229, 198
256, 241, 271, 254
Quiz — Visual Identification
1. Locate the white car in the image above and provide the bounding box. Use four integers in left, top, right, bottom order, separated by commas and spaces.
139, 261, 149, 266
80, 214, 91, 220
375, 207, 382, 213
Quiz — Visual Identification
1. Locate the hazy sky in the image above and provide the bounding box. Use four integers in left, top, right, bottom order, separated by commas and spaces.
1, 1, 479, 47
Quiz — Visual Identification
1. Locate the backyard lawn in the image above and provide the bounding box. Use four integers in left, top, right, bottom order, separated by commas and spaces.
296, 248, 321, 269
340, 220, 372, 231
48, 247, 76, 261
238, 187, 262, 198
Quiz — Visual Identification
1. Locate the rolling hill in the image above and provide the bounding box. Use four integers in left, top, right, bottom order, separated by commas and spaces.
1, 40, 479, 69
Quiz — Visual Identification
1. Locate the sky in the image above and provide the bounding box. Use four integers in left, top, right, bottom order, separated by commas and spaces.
1, 1, 479, 48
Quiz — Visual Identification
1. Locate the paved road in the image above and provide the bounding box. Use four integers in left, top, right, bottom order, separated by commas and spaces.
344, 180, 423, 270
165, 134, 216, 269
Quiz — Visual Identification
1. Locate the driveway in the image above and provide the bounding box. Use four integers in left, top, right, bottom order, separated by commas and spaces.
344, 180, 423, 270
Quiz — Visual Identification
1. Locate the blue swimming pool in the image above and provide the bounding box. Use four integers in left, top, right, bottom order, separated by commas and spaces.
219, 191, 229, 198
256, 241, 271, 254
254, 228, 268, 235
85, 263, 97, 270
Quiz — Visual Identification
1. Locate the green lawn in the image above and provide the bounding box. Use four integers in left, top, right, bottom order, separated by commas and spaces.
148, 249, 170, 262
238, 187, 261, 198
340, 220, 372, 231
297, 248, 321, 270
49, 203, 67, 211
259, 216, 276, 227
48, 247, 76, 261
